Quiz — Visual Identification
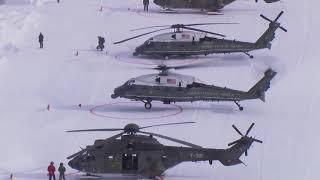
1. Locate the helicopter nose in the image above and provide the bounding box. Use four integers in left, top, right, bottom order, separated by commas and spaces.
134, 47, 142, 56
111, 87, 121, 99
68, 159, 79, 170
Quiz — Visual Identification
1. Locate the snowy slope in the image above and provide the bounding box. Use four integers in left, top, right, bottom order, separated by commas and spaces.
0, 0, 319, 179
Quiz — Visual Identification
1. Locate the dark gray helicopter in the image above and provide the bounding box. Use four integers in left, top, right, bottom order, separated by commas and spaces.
114, 11, 287, 59
111, 65, 277, 111
67, 122, 262, 179
153, 0, 279, 12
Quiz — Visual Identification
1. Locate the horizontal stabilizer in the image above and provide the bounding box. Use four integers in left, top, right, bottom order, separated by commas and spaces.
219, 158, 243, 166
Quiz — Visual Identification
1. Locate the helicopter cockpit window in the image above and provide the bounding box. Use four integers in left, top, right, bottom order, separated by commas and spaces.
125, 79, 135, 86
83, 152, 95, 161
146, 41, 153, 47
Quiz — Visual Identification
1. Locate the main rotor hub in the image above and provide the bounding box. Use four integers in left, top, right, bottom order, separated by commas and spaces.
124, 123, 140, 134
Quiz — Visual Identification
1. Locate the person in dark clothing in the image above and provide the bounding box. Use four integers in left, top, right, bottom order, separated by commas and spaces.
143, 0, 149, 11
39, 33, 44, 48
47, 161, 56, 180
58, 163, 66, 180
96, 36, 105, 51
57, 0, 60, 3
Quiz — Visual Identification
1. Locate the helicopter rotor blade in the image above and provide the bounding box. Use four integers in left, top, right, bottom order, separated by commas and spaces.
66, 128, 124, 133
92, 132, 125, 148
67, 149, 87, 159
139, 131, 202, 149
114, 27, 171, 44
130, 23, 238, 31
245, 123, 255, 136
183, 22, 239, 26
140, 122, 195, 130
232, 125, 244, 137
252, 138, 263, 143
260, 14, 273, 23
130, 25, 170, 31
182, 26, 226, 37
66, 132, 125, 159
228, 139, 241, 146
274, 11, 284, 22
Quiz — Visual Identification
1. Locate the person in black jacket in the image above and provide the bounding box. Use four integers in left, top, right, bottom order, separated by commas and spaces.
39, 33, 44, 48
96, 36, 105, 51
143, 0, 149, 11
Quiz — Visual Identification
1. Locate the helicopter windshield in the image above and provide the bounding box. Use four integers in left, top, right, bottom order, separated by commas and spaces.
124, 79, 135, 86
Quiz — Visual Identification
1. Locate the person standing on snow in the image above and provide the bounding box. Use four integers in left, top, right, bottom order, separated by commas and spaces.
47, 161, 56, 180
96, 36, 105, 51
143, 0, 149, 11
57, 0, 60, 3
39, 32, 44, 49
58, 163, 66, 180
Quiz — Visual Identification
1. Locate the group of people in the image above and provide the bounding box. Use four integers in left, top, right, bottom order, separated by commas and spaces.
38, 33, 107, 53
47, 161, 66, 180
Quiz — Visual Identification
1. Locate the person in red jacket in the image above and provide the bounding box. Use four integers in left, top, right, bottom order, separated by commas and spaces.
47, 161, 56, 180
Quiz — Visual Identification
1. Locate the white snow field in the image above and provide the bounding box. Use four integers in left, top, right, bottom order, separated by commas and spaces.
0, 0, 319, 179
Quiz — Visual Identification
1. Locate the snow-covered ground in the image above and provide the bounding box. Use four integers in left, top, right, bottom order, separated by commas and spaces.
0, 0, 319, 179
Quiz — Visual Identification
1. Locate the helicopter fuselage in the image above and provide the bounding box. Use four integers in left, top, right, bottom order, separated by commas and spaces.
153, 0, 279, 11
133, 31, 266, 58
111, 69, 276, 110
68, 134, 252, 178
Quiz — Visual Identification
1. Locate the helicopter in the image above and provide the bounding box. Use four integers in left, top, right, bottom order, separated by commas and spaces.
114, 11, 287, 59
67, 122, 262, 179
111, 64, 277, 111
153, 0, 279, 13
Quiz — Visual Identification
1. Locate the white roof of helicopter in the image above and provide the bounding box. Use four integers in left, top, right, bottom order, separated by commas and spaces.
149, 31, 207, 43
126, 73, 197, 88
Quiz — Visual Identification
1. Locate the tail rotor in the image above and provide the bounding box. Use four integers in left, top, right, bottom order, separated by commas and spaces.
260, 11, 287, 32
228, 123, 263, 156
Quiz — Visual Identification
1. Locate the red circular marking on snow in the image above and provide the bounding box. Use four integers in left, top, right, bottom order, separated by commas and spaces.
90, 102, 183, 120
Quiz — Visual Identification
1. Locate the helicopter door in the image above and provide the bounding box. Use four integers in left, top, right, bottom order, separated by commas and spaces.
122, 153, 138, 171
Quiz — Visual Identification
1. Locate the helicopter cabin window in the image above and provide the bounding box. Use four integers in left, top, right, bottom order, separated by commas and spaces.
122, 153, 138, 171
167, 78, 176, 85
181, 34, 190, 40
171, 34, 176, 39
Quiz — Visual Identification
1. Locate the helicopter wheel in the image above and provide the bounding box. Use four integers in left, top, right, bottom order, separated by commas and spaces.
144, 102, 152, 110
234, 101, 244, 111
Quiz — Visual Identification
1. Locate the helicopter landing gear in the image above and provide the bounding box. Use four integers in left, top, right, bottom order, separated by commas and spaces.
234, 101, 244, 111
244, 52, 254, 59
143, 100, 152, 110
